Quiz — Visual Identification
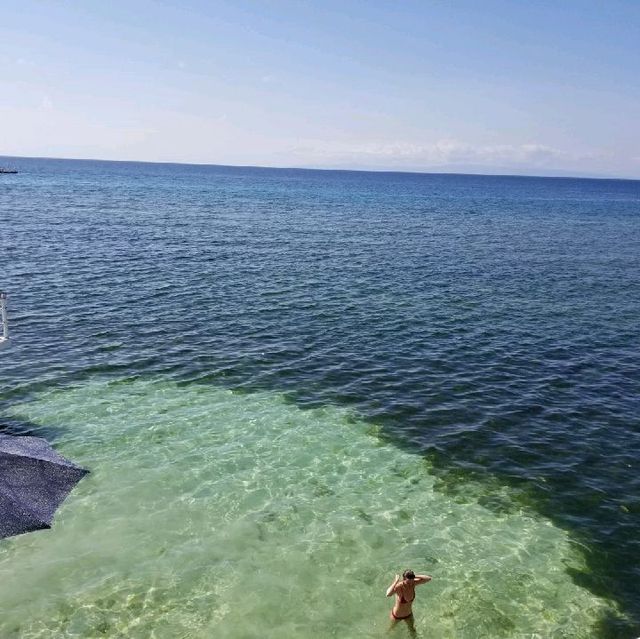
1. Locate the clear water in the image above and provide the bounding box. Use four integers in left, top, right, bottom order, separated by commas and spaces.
0, 379, 616, 638
1, 158, 639, 637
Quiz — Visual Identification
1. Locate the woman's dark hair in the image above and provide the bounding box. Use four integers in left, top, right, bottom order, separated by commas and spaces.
403, 569, 415, 580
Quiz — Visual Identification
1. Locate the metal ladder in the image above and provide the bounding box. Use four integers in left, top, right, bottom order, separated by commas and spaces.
0, 291, 8, 346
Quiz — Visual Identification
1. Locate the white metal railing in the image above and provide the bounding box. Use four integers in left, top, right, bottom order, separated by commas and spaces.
0, 291, 8, 346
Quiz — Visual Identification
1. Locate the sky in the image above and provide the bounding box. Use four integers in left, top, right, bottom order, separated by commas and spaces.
2, 0, 640, 178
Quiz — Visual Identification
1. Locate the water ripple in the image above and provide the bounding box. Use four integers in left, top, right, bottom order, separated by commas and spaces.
1, 158, 639, 635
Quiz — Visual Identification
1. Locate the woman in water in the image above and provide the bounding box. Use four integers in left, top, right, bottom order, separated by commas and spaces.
386, 569, 432, 634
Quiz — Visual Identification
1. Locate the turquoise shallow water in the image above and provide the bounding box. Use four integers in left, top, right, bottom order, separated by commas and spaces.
0, 379, 619, 638
1, 158, 639, 636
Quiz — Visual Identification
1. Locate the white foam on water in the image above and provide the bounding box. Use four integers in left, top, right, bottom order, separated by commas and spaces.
0, 379, 618, 638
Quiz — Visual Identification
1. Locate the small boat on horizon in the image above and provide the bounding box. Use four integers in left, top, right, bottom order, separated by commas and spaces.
0, 167, 18, 174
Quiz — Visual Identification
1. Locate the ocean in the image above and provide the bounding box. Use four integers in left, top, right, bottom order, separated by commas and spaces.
0, 157, 638, 638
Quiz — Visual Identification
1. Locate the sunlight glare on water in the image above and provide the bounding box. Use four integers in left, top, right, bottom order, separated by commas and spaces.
0, 378, 618, 638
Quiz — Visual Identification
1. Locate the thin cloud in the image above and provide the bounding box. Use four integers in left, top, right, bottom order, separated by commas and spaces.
40, 95, 54, 111
288, 140, 592, 171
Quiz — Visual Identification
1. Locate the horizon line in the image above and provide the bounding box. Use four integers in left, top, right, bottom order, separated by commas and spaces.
2, 153, 639, 183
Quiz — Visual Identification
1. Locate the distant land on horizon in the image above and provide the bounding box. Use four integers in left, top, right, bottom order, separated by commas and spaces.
1, 154, 639, 183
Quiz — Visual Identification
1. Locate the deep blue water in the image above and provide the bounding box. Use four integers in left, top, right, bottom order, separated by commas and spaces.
1, 157, 639, 636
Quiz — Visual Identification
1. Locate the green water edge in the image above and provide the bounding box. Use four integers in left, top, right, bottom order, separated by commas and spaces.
0, 377, 627, 638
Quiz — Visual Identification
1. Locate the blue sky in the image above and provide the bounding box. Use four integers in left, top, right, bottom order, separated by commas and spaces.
2, 0, 639, 177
